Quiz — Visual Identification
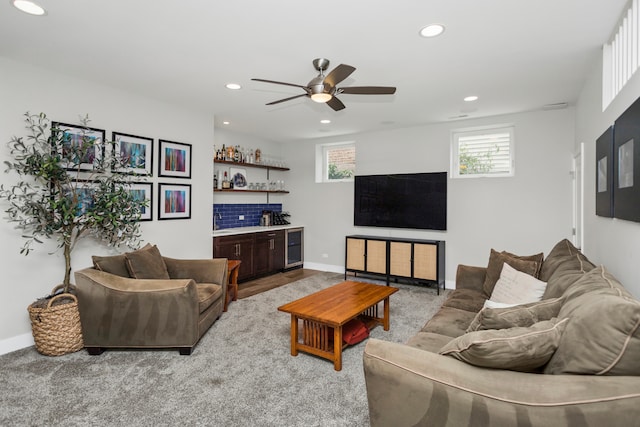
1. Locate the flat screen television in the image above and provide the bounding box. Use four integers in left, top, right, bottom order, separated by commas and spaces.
354, 172, 447, 231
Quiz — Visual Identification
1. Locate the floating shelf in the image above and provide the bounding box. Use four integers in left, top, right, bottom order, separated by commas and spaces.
214, 160, 289, 171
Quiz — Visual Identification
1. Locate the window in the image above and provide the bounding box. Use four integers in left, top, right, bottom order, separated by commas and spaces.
451, 125, 514, 178
603, 1, 639, 110
315, 142, 355, 183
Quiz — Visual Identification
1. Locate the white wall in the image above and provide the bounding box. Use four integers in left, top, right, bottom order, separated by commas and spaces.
576, 56, 640, 298
282, 109, 576, 285
0, 57, 214, 352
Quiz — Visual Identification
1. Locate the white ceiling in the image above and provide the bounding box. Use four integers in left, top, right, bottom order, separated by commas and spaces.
0, 0, 629, 142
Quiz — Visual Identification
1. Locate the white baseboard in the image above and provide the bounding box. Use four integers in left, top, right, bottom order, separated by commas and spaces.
303, 262, 344, 274
0, 333, 33, 356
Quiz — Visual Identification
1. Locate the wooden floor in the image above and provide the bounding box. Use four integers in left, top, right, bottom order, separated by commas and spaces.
237, 268, 322, 299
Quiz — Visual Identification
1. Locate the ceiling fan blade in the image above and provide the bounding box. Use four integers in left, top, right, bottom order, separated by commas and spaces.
339, 86, 397, 95
252, 78, 308, 90
327, 96, 346, 111
266, 93, 308, 105
323, 64, 356, 88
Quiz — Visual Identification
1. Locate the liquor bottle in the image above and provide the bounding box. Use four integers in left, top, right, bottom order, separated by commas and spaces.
213, 174, 218, 190
221, 144, 226, 160
255, 148, 261, 164
234, 145, 241, 162
222, 171, 231, 189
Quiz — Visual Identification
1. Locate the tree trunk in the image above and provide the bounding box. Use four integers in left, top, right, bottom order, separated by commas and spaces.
63, 242, 72, 294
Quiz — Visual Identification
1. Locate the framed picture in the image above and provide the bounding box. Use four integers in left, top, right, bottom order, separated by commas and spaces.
158, 183, 191, 220
613, 96, 640, 223
128, 182, 153, 221
595, 126, 614, 217
64, 180, 99, 216
52, 122, 105, 171
159, 139, 192, 179
229, 167, 248, 190
112, 132, 153, 175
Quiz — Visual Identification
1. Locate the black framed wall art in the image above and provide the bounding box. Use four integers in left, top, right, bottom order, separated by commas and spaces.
112, 132, 153, 176
158, 139, 192, 179
158, 183, 191, 220
52, 122, 105, 171
596, 126, 614, 217
613, 97, 640, 223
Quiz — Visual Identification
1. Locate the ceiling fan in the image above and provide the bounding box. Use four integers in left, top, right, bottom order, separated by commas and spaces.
251, 58, 396, 111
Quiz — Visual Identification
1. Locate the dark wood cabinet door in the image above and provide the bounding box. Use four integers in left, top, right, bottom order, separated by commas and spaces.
255, 231, 285, 276
213, 235, 255, 282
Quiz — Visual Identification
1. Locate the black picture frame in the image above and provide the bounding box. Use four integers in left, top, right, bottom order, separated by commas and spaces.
596, 126, 614, 217
158, 139, 192, 179
158, 183, 191, 220
52, 122, 105, 171
613, 97, 640, 223
112, 132, 154, 176
128, 182, 153, 221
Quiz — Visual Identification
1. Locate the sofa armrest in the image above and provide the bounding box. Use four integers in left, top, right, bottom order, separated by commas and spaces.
163, 257, 228, 286
363, 339, 640, 427
74, 268, 201, 348
455, 264, 486, 293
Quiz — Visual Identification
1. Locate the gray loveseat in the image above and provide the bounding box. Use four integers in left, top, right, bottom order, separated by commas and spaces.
363, 239, 640, 426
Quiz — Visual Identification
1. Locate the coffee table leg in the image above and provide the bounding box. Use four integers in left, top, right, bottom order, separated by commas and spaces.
333, 326, 342, 371
383, 297, 390, 331
291, 315, 298, 356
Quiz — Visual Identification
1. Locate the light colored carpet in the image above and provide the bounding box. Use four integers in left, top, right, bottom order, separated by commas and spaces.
0, 272, 449, 426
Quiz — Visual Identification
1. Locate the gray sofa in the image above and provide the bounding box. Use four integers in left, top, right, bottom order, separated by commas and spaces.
75, 244, 228, 355
363, 239, 640, 426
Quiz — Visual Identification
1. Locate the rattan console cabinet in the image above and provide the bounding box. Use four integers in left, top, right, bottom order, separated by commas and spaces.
344, 235, 445, 294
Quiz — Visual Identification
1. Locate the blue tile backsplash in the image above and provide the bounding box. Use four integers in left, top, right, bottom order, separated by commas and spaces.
213, 203, 282, 229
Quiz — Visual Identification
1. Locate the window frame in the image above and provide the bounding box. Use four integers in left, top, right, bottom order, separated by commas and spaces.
451, 124, 515, 179
315, 141, 356, 183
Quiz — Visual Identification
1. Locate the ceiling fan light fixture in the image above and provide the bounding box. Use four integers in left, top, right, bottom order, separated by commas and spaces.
311, 93, 332, 103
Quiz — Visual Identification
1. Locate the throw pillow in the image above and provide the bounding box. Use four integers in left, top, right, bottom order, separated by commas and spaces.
92, 254, 130, 277
440, 318, 568, 372
125, 244, 170, 279
545, 267, 640, 375
488, 262, 547, 306
467, 297, 564, 332
482, 249, 541, 298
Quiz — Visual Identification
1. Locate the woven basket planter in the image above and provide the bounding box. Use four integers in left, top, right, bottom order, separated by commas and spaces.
27, 287, 84, 356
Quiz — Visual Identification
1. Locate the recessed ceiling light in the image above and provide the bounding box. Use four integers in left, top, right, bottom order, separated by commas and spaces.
222, 121, 230, 125
419, 24, 445, 38
464, 95, 478, 102
12, 0, 46, 15
225, 83, 241, 90
320, 119, 331, 124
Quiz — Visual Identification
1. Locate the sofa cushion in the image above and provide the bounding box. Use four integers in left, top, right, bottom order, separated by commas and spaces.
539, 239, 594, 282
482, 249, 541, 298
92, 254, 130, 277
196, 283, 223, 313
406, 331, 453, 353
545, 267, 640, 375
486, 263, 547, 307
442, 289, 486, 312
125, 244, 170, 279
421, 306, 478, 338
467, 297, 564, 332
92, 243, 154, 277
440, 318, 568, 372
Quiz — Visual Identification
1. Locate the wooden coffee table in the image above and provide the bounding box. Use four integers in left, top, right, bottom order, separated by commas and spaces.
277, 280, 398, 371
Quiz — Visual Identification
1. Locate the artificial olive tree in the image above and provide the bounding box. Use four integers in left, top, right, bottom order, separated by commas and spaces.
0, 112, 148, 295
